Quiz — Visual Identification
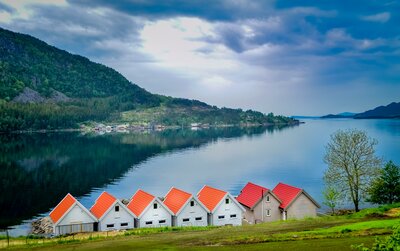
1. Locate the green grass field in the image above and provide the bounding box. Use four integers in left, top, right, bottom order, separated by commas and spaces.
2, 205, 399, 250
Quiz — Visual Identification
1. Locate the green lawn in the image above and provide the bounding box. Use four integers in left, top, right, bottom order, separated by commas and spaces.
10, 236, 376, 251
2, 216, 398, 251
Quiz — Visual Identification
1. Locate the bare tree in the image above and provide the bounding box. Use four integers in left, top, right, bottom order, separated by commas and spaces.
324, 129, 381, 212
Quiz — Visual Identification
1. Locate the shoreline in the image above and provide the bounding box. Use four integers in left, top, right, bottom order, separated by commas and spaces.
0, 121, 302, 134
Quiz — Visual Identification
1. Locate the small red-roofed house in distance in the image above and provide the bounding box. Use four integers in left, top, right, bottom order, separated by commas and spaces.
197, 185, 245, 226
273, 182, 320, 220
163, 187, 209, 227
236, 182, 282, 224
49, 193, 97, 235
127, 189, 173, 228
90, 191, 136, 231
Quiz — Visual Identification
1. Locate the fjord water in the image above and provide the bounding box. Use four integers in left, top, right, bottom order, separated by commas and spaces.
1, 119, 400, 235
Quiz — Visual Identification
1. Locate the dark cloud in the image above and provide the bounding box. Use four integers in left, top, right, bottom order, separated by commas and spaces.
0, 0, 399, 114
276, 0, 400, 40
1, 3, 146, 59
68, 0, 272, 21
0, 2, 14, 13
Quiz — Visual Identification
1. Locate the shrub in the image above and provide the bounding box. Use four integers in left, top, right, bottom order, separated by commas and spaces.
352, 225, 400, 250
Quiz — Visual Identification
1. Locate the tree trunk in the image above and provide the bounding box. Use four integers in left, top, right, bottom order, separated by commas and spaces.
354, 200, 359, 212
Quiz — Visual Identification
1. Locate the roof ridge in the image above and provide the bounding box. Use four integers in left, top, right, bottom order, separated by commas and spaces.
90, 191, 115, 210
172, 187, 192, 195
90, 191, 119, 219
49, 193, 77, 223
50, 193, 76, 212
131, 189, 155, 200
273, 182, 303, 210
248, 182, 269, 190
274, 182, 301, 190
164, 187, 193, 215
165, 187, 192, 197
201, 185, 227, 194
128, 189, 157, 217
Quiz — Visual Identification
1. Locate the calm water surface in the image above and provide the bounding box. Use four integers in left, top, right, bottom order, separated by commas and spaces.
1, 119, 400, 235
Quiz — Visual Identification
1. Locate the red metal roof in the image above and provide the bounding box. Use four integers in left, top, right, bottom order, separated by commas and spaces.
272, 182, 302, 209
49, 193, 76, 223
163, 187, 192, 215
127, 189, 155, 217
90, 191, 117, 219
236, 182, 269, 209
197, 185, 227, 212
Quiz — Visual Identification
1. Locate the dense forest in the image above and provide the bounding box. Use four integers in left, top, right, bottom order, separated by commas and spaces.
0, 27, 298, 131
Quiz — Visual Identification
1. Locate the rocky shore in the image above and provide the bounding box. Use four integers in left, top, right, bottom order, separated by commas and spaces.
31, 217, 53, 235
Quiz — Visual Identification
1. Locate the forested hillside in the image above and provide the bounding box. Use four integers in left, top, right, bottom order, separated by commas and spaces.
0, 27, 297, 131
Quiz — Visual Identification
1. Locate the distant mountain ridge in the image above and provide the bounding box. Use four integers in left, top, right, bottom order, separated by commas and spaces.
0, 27, 297, 131
321, 112, 356, 119
354, 102, 400, 119
320, 102, 400, 119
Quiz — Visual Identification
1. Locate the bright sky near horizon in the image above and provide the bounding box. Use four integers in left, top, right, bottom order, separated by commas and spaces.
0, 0, 399, 115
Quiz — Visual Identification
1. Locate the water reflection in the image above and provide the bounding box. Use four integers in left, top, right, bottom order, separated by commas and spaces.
3, 119, 400, 235
0, 125, 290, 229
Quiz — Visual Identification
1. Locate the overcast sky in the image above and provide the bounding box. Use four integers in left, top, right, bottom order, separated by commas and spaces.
0, 0, 399, 115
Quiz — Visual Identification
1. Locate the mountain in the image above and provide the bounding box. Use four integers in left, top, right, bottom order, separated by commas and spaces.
354, 102, 400, 119
321, 112, 356, 119
0, 27, 297, 131
320, 103, 400, 119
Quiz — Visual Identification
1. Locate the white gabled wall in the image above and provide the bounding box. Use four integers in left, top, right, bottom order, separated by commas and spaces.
138, 200, 172, 228
211, 194, 243, 226
55, 204, 96, 235
175, 199, 208, 227
99, 201, 135, 231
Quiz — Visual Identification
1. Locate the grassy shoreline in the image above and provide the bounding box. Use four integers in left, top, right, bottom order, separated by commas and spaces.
1, 210, 399, 250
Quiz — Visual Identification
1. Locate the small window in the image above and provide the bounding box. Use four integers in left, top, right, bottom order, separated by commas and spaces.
106, 224, 114, 228
218, 215, 225, 219
153, 203, 158, 209
115, 205, 120, 212
230, 214, 237, 218
120, 223, 128, 227
266, 209, 271, 216
266, 195, 270, 202
225, 198, 229, 204
183, 218, 190, 222
159, 219, 166, 224
195, 217, 202, 221
190, 201, 195, 207
145, 221, 153, 225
